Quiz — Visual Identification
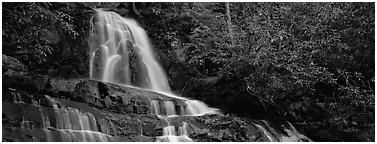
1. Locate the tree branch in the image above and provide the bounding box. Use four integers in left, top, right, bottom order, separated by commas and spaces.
132, 2, 142, 17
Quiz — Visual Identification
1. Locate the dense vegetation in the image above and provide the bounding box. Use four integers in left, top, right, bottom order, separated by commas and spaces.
3, 2, 92, 77
2, 2, 374, 141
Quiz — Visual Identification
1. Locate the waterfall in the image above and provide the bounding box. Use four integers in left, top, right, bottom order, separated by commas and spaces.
44, 96, 114, 142
89, 9, 171, 93
2, 90, 117, 142
89, 9, 219, 116
89, 9, 221, 142
89, 9, 311, 142
156, 119, 193, 142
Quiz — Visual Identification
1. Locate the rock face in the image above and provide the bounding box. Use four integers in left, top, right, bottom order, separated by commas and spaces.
2, 55, 311, 142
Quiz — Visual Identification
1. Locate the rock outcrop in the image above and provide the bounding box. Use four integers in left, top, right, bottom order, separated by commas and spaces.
2, 55, 311, 142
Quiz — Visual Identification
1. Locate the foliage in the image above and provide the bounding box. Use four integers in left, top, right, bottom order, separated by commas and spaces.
3, 3, 78, 70
228, 3, 374, 139
128, 2, 374, 141
3, 2, 93, 77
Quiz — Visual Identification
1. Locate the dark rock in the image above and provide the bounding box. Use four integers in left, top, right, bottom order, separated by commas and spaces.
117, 134, 155, 142
3, 88, 53, 108
72, 79, 191, 115
3, 57, 52, 93
2, 88, 160, 142
49, 78, 81, 93
2, 67, 310, 142
73, 80, 101, 104
104, 96, 117, 111
221, 128, 233, 140
162, 114, 267, 142
138, 115, 164, 136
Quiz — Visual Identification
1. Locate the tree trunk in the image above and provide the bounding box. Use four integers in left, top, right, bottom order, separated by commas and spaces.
225, 2, 235, 48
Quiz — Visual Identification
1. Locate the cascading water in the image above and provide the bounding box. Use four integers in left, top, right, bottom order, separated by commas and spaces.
89, 9, 219, 114
89, 9, 311, 142
89, 9, 171, 93
44, 96, 114, 142
253, 120, 312, 142
89, 9, 220, 142
6, 88, 115, 142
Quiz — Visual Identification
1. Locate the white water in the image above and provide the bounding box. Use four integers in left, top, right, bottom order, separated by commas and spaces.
164, 101, 177, 116
89, 9, 219, 116
89, 9, 221, 142
156, 120, 193, 142
281, 122, 313, 142
89, 9, 171, 92
253, 120, 312, 142
43, 96, 113, 142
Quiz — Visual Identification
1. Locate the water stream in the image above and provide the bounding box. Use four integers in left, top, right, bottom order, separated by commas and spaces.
89, 9, 221, 142
6, 88, 115, 142
44, 95, 114, 142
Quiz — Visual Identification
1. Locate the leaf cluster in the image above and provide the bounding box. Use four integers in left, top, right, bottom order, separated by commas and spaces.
3, 2, 78, 71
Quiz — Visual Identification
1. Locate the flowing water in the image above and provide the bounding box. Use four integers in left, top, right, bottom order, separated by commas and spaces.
6, 88, 115, 142
42, 95, 114, 142
89, 9, 219, 142
253, 120, 312, 142
88, 9, 311, 142
89, 9, 171, 93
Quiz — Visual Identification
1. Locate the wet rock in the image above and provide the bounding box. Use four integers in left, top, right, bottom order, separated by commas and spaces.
221, 128, 234, 140
72, 80, 101, 106
161, 114, 266, 142
73, 80, 150, 114
49, 78, 81, 93
2, 88, 159, 142
3, 72, 52, 93
117, 134, 155, 142
106, 116, 140, 135
72, 79, 191, 115
186, 123, 210, 137
138, 115, 164, 136
2, 67, 310, 142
